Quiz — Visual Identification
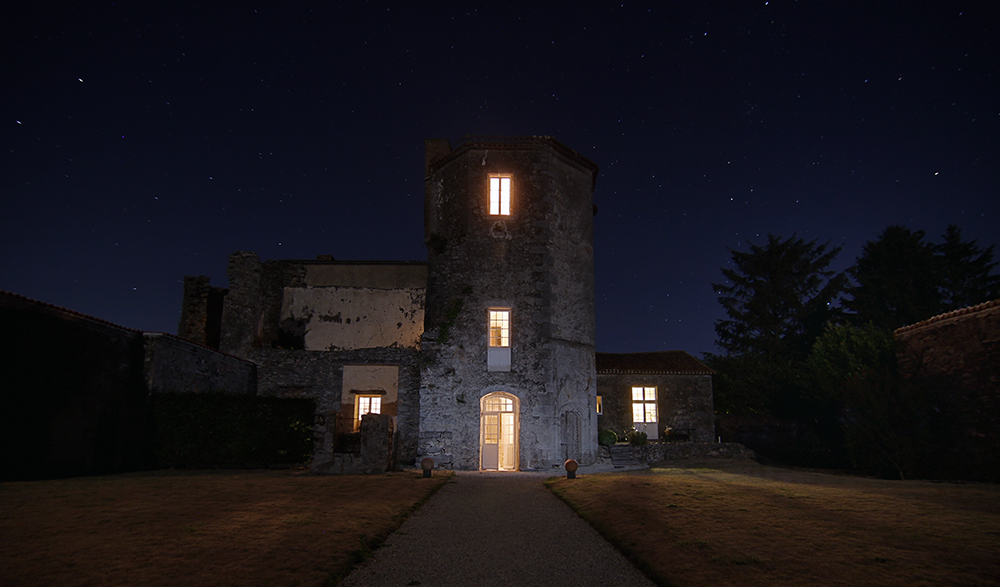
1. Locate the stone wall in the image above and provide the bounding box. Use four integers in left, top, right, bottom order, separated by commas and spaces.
420, 137, 600, 470
314, 413, 396, 475
143, 333, 256, 395
598, 373, 715, 442
631, 441, 755, 463
247, 346, 421, 471
177, 275, 226, 348
894, 299, 1000, 480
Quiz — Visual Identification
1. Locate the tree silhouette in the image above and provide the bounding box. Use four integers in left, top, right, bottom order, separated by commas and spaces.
713, 234, 845, 361
845, 225, 941, 330
936, 224, 1000, 311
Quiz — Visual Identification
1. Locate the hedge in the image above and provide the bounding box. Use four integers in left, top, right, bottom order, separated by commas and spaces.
152, 392, 314, 468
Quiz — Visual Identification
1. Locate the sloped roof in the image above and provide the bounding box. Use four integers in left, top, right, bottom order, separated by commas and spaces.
428, 135, 600, 181
596, 351, 714, 375
0, 290, 253, 364
894, 298, 1000, 335
0, 290, 141, 334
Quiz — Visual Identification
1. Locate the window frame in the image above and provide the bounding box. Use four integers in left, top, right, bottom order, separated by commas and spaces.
355, 394, 382, 431
488, 175, 512, 216
631, 386, 657, 424
488, 308, 511, 348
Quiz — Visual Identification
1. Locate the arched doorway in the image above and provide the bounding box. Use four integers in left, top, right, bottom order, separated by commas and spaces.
480, 392, 519, 471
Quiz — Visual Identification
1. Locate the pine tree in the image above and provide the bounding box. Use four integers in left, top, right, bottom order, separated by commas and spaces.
845, 225, 941, 330
713, 234, 845, 361
936, 224, 1000, 311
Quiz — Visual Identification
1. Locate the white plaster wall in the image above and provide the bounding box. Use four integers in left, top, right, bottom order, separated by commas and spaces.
281, 286, 424, 351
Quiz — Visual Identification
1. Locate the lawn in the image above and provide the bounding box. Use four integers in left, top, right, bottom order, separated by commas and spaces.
547, 459, 1000, 587
0, 469, 449, 587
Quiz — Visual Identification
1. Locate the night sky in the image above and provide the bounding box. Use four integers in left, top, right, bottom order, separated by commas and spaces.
3, 1, 997, 358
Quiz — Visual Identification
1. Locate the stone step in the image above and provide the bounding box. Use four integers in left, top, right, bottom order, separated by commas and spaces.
609, 444, 639, 467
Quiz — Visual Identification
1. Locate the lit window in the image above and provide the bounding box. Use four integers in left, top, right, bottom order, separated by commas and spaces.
484, 395, 514, 412
355, 395, 381, 430
631, 386, 656, 423
489, 176, 511, 216
489, 309, 510, 347
596, 395, 603, 415
487, 309, 512, 372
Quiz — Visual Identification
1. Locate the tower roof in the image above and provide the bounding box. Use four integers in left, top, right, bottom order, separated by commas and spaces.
426, 135, 599, 182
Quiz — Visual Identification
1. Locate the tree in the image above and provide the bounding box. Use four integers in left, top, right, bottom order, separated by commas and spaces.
709, 234, 846, 430
808, 323, 895, 391
844, 226, 941, 330
713, 234, 846, 361
936, 224, 1000, 311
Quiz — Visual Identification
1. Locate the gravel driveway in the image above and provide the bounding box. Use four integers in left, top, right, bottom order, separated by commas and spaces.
341, 470, 655, 587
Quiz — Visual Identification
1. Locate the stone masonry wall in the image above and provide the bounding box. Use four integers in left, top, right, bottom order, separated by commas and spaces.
177, 275, 226, 349
143, 333, 256, 395
631, 441, 755, 463
894, 299, 1000, 480
420, 138, 599, 470
598, 373, 715, 442
220, 251, 265, 356
248, 346, 421, 471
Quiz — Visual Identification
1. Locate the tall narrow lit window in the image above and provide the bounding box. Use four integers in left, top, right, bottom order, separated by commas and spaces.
489, 309, 510, 347
487, 308, 512, 372
596, 395, 603, 415
489, 176, 511, 216
631, 386, 656, 423
355, 395, 381, 430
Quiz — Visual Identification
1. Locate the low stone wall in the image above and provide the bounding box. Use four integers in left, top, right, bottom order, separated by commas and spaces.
143, 333, 256, 395
633, 441, 756, 463
312, 413, 396, 475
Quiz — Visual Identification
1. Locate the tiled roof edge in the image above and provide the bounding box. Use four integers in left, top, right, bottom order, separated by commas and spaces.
143, 332, 256, 365
428, 135, 599, 178
894, 298, 1000, 334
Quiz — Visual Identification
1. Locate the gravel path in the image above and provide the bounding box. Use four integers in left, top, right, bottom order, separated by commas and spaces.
341, 470, 654, 587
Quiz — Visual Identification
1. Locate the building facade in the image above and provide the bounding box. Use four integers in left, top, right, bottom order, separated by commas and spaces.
178, 136, 714, 471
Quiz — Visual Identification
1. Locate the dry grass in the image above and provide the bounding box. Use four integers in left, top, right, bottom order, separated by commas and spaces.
547, 459, 1000, 587
0, 469, 449, 587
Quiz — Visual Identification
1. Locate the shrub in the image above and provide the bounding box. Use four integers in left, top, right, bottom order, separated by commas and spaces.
598, 429, 618, 446
629, 429, 648, 446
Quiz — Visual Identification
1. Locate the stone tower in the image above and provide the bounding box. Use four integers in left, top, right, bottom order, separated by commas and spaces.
419, 136, 599, 470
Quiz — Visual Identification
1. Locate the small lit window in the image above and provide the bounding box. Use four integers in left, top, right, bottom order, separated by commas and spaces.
631, 386, 656, 423
489, 309, 510, 347
489, 176, 511, 216
355, 395, 381, 430
596, 395, 603, 415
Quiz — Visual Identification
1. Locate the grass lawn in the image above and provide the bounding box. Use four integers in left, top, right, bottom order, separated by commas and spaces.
0, 469, 449, 587
547, 459, 1000, 587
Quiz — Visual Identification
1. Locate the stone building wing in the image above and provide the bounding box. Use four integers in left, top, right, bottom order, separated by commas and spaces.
894, 298, 999, 481
596, 351, 715, 443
